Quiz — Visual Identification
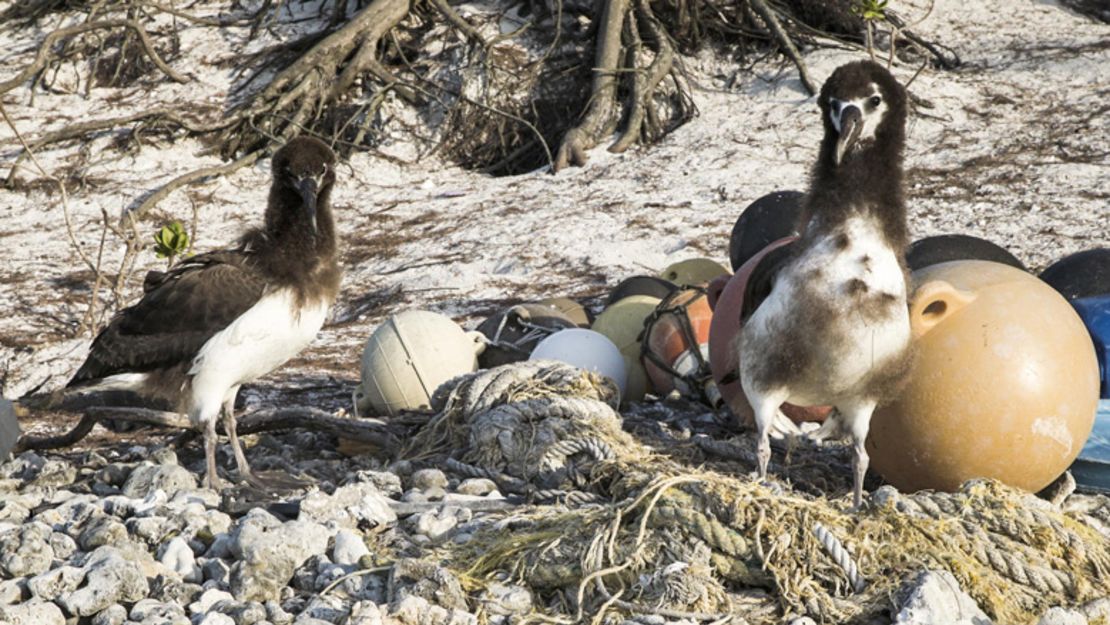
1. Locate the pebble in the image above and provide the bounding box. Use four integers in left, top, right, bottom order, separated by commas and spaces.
49, 531, 78, 560
410, 469, 447, 491
91, 603, 128, 625
0, 522, 55, 577
0, 600, 66, 625
0, 578, 27, 605
122, 463, 197, 499
189, 587, 234, 614
130, 597, 187, 622
201, 557, 232, 587
1037, 607, 1087, 625
60, 546, 150, 616
78, 516, 128, 550
298, 483, 396, 531
332, 529, 370, 566
27, 564, 85, 601
894, 570, 990, 625
455, 478, 497, 497
228, 512, 330, 602
160, 536, 202, 583
197, 613, 236, 625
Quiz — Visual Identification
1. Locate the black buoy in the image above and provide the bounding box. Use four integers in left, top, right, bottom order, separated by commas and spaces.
607, 276, 678, 307
729, 190, 805, 272
906, 234, 1026, 272
1039, 248, 1110, 301
476, 304, 578, 368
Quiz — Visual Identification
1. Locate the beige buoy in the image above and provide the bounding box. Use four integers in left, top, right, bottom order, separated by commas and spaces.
868, 261, 1100, 493
659, 258, 730, 287
354, 310, 485, 417
591, 295, 661, 404
535, 297, 592, 328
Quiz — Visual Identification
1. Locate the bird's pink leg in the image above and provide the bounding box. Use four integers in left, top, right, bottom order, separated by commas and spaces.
221, 390, 254, 484
203, 419, 223, 490
747, 389, 790, 482
838, 399, 877, 509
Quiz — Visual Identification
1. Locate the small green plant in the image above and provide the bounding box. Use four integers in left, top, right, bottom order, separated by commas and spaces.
853, 0, 890, 63
153, 221, 190, 266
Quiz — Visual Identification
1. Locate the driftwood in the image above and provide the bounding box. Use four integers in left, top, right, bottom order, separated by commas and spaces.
14, 405, 401, 454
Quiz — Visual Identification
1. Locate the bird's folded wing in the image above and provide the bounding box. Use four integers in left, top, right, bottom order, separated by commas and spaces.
68, 252, 267, 385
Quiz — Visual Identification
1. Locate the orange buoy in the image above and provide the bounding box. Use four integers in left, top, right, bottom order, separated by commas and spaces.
868, 260, 1100, 493
642, 288, 718, 404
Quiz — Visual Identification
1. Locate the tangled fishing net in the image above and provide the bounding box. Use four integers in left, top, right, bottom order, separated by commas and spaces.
398, 362, 1110, 623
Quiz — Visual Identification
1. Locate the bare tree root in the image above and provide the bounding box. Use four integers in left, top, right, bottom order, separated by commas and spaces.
554, 0, 630, 171
750, 0, 817, 95
218, 0, 413, 157
610, 0, 679, 153
0, 19, 186, 96
14, 405, 402, 453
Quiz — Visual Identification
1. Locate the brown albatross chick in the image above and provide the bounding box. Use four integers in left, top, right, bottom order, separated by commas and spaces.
67, 136, 341, 489
735, 61, 913, 508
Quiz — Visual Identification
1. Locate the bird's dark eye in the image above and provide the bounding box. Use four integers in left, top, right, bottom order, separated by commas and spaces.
868, 95, 882, 108
831, 100, 841, 114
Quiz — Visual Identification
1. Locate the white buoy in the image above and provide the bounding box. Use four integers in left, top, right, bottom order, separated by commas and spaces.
354, 310, 485, 417
530, 328, 627, 399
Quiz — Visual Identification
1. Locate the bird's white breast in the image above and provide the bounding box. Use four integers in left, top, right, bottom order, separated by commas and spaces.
186, 288, 329, 418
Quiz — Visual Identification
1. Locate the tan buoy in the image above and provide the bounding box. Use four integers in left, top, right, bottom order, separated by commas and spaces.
659, 258, 730, 287
536, 297, 592, 328
354, 310, 485, 417
591, 295, 662, 404
868, 261, 1100, 493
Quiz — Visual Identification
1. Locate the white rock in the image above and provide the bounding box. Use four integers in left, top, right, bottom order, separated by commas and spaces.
332, 529, 370, 566
160, 536, 202, 583
895, 570, 992, 625
189, 587, 234, 614
27, 564, 85, 601
298, 483, 396, 531
197, 612, 236, 625
1037, 607, 1088, 625
0, 600, 66, 625
91, 603, 127, 625
455, 478, 497, 497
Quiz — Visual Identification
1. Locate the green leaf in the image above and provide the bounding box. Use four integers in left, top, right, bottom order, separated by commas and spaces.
153, 221, 190, 259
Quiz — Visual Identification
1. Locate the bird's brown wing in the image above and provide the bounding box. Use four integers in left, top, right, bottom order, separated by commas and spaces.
68, 250, 267, 386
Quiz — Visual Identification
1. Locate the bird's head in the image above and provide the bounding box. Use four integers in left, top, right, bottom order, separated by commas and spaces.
818, 61, 906, 167
272, 136, 337, 233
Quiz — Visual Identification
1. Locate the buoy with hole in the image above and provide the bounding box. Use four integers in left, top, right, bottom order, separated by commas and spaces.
868, 260, 1100, 493
530, 329, 627, 399
354, 310, 485, 417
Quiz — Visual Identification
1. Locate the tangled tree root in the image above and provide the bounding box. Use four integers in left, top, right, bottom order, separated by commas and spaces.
2, 0, 961, 219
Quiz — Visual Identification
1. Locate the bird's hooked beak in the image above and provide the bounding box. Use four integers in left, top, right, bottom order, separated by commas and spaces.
834, 105, 863, 166
294, 176, 320, 233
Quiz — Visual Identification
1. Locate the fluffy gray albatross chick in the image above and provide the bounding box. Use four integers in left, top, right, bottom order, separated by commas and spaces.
735, 61, 913, 507
68, 136, 341, 489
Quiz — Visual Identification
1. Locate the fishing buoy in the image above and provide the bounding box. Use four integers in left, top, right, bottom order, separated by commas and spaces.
707, 238, 831, 426
592, 295, 662, 404
355, 310, 485, 417
1039, 248, 1110, 301
869, 261, 1100, 493
476, 304, 577, 368
728, 190, 804, 271
659, 258, 730, 287
536, 297, 592, 328
641, 289, 718, 404
530, 329, 627, 398
607, 276, 676, 307
906, 234, 1026, 272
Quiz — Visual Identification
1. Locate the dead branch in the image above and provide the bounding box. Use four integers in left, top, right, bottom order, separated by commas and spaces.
553, 0, 630, 171
610, 0, 678, 153
14, 404, 402, 453
749, 0, 817, 95
427, 0, 486, 46
0, 19, 186, 96
125, 149, 262, 223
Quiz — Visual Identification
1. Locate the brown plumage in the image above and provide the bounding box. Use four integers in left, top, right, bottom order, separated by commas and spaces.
735, 61, 913, 508
69, 136, 341, 489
